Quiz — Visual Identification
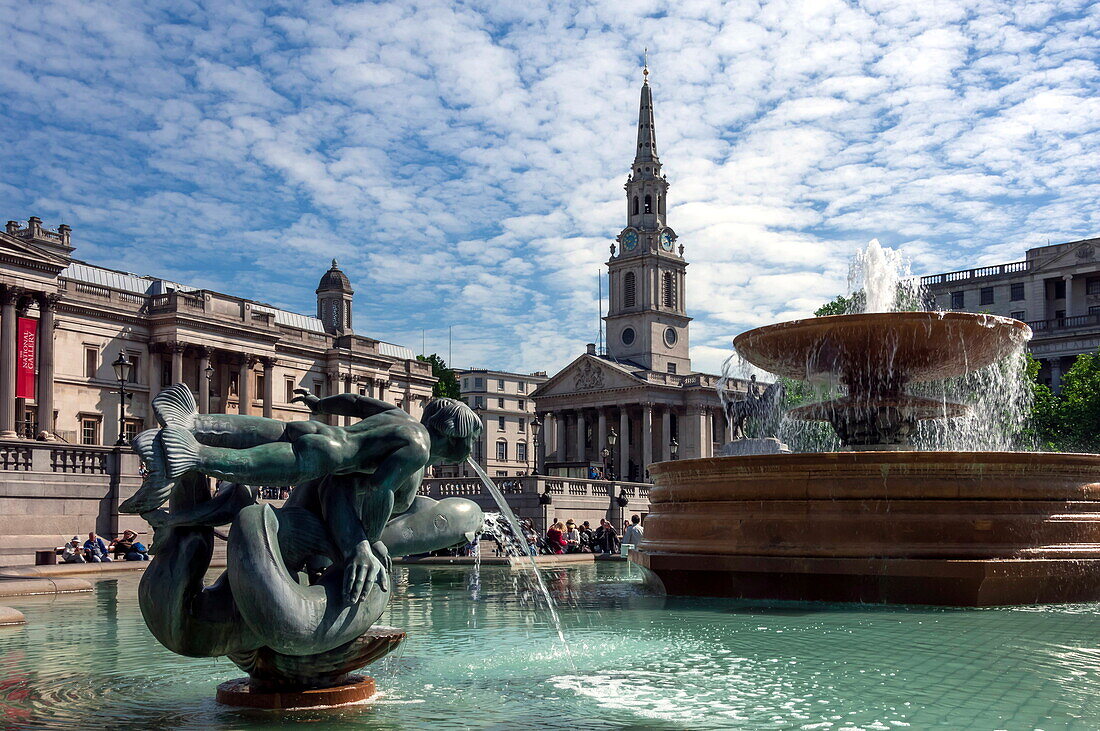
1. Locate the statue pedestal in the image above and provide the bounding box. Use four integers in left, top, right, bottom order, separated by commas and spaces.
718, 438, 790, 456
216, 675, 377, 709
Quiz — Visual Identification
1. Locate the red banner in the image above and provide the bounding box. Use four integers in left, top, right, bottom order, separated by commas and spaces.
16, 317, 36, 400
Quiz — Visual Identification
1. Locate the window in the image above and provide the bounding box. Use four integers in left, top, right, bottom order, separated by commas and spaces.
84, 347, 98, 379
663, 271, 676, 308
496, 440, 508, 461
519, 419, 526, 433
80, 416, 100, 445
255, 371, 265, 401
979, 287, 994, 306
1056, 309, 1066, 320
622, 327, 636, 345
517, 399, 525, 411
498, 398, 505, 409
517, 442, 528, 463
632, 196, 639, 215
358, 386, 366, 396
474, 396, 483, 408
285, 378, 296, 402
624, 272, 636, 307
667, 363, 677, 374
128, 354, 141, 383
161, 362, 171, 387
1010, 311, 1025, 321
1053, 280, 1066, 299
644, 194, 653, 214
311, 379, 322, 397
498, 416, 506, 431
1090, 306, 1100, 316
517, 381, 526, 393
950, 291, 965, 309
474, 377, 484, 389
497, 379, 505, 390
1011, 283, 1026, 301
1087, 279, 1100, 296
123, 419, 142, 443
462, 378, 468, 390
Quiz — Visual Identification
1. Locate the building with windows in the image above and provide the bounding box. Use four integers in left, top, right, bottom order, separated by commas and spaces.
0, 217, 436, 445
921, 236, 1100, 389
440, 368, 547, 477
532, 68, 747, 481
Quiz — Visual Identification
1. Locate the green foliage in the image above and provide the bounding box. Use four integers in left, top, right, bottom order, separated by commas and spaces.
814, 296, 853, 317
1024, 351, 1100, 452
417, 354, 460, 399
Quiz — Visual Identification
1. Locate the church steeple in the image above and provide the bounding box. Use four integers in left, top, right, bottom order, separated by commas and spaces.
634, 61, 660, 169
606, 62, 691, 375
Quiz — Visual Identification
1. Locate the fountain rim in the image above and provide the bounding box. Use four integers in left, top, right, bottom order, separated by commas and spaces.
649, 450, 1100, 474
733, 310, 1033, 347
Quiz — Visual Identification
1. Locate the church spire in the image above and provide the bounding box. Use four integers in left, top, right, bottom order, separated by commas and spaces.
634, 56, 660, 167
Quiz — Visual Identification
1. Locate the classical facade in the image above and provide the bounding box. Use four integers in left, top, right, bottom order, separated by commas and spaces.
437, 368, 547, 478
532, 70, 745, 481
921, 236, 1100, 389
0, 217, 435, 445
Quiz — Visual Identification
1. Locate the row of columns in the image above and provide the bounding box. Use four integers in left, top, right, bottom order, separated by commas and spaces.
539, 403, 723, 481
151, 343, 278, 418
0, 287, 59, 439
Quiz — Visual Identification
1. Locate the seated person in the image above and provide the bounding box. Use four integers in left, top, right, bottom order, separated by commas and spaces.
83, 532, 112, 563
112, 530, 149, 561
60, 537, 85, 564
564, 520, 582, 553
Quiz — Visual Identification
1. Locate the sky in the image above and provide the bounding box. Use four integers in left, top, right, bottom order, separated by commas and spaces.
1, 0, 1097, 376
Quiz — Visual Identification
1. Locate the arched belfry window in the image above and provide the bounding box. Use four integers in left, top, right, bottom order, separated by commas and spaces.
663, 271, 676, 308
624, 271, 636, 308
644, 194, 653, 214
632, 196, 639, 215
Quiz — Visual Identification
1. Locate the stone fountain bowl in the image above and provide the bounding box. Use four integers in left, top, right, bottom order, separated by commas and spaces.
732, 312, 1032, 386
631, 451, 1100, 606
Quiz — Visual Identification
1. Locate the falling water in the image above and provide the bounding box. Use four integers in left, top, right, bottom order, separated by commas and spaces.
465, 458, 574, 665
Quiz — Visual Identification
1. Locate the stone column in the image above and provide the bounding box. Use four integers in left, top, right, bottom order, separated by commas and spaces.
0, 288, 20, 438
619, 407, 630, 480
597, 409, 607, 456
197, 347, 212, 414
575, 410, 586, 465
326, 370, 340, 425
642, 403, 654, 481
35, 293, 59, 437
686, 405, 703, 459
1063, 275, 1074, 317
217, 359, 230, 413
701, 407, 712, 458
661, 407, 672, 461
1051, 358, 1064, 391
556, 411, 567, 462
169, 342, 184, 384
262, 357, 277, 419
239, 355, 255, 416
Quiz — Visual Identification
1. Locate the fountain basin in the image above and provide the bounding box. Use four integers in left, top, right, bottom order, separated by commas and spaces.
632, 452, 1100, 606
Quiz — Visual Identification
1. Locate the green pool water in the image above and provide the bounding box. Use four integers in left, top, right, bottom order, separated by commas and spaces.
2, 562, 1100, 730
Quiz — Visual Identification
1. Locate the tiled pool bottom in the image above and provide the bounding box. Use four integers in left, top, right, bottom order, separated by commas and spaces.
2, 563, 1100, 730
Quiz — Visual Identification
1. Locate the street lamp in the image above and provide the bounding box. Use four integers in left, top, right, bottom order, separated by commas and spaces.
112, 352, 132, 446
670, 437, 679, 460
606, 427, 618, 480
531, 416, 541, 475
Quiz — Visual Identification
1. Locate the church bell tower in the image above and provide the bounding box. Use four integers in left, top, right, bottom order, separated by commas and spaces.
604, 65, 692, 375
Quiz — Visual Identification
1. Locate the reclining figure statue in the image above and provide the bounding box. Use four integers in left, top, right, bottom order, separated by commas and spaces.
121, 383, 485, 691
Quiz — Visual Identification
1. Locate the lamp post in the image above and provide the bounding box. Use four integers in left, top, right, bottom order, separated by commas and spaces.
531, 416, 541, 475
112, 352, 132, 446
606, 427, 618, 480
670, 437, 679, 461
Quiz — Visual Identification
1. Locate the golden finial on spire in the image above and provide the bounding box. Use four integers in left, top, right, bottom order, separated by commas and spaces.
643, 47, 649, 82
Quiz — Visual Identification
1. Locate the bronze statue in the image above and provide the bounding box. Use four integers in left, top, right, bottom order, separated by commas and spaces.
726, 375, 785, 440
121, 384, 485, 697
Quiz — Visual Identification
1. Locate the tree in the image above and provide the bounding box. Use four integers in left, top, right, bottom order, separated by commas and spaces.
814, 295, 853, 317
1053, 351, 1100, 452
417, 354, 460, 399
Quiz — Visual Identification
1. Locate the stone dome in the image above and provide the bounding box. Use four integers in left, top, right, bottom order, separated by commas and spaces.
317, 259, 353, 293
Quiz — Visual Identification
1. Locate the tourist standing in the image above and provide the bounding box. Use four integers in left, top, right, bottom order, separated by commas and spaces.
564, 520, 581, 553
623, 514, 644, 549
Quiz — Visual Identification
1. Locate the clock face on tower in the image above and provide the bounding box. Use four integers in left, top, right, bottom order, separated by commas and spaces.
621, 229, 638, 251
660, 230, 675, 252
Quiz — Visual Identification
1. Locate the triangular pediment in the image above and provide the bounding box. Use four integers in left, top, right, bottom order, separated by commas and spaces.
1030, 237, 1100, 272
0, 232, 70, 271
532, 354, 644, 398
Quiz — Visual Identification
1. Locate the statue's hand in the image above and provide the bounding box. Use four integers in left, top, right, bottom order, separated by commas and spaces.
290, 388, 322, 414
371, 540, 392, 573
345, 540, 388, 603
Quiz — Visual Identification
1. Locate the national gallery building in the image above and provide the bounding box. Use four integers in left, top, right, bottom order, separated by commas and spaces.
0, 217, 435, 445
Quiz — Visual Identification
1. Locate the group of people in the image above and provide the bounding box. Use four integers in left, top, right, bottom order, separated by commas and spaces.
60, 530, 149, 563
542, 514, 645, 555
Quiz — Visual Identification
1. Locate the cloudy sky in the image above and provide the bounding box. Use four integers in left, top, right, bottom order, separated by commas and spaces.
2, 0, 1097, 375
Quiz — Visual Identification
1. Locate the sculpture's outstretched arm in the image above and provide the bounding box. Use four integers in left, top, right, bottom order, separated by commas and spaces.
293, 389, 397, 420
